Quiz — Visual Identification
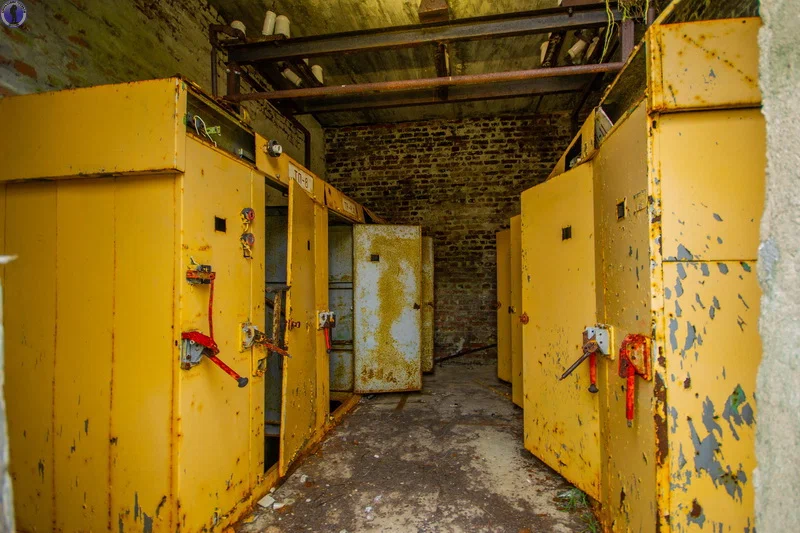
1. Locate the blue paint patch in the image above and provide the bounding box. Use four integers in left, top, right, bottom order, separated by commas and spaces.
665, 287, 673, 299
143, 513, 153, 533
713, 213, 723, 221
677, 244, 694, 260
689, 398, 749, 501
695, 293, 705, 309
717, 237, 723, 244
718, 263, 729, 274
670, 406, 679, 433
675, 300, 683, 318
722, 385, 755, 441
676, 278, 685, 298
669, 318, 679, 351
741, 262, 752, 272
683, 322, 697, 352
134, 492, 139, 521
677, 263, 687, 279
709, 306, 716, 319
700, 264, 710, 276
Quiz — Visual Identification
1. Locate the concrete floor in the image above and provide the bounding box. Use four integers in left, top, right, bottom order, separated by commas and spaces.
236, 357, 589, 533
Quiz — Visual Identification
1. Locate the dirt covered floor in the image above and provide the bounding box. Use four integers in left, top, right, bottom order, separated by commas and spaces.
236, 356, 591, 532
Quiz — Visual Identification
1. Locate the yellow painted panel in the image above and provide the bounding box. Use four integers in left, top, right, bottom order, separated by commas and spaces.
592, 102, 656, 531
353, 225, 422, 393
521, 164, 600, 500
178, 138, 253, 531
510, 215, 523, 408
314, 202, 330, 430
495, 230, 511, 383
421, 237, 435, 373
4, 183, 57, 532
0, 78, 186, 181
250, 172, 267, 487
658, 109, 766, 262
54, 179, 115, 532
649, 18, 761, 112
255, 134, 288, 187
111, 175, 177, 533
281, 179, 318, 475
663, 262, 760, 531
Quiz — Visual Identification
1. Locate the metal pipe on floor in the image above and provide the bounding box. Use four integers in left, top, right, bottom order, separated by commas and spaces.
223, 62, 625, 103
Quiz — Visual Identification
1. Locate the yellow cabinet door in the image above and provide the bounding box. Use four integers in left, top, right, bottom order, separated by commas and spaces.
521, 163, 601, 500
496, 229, 512, 383
179, 138, 255, 531
353, 225, 422, 393
510, 215, 523, 407
281, 180, 319, 476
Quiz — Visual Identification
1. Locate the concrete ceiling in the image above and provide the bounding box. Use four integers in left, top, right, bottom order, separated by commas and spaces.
208, 0, 594, 125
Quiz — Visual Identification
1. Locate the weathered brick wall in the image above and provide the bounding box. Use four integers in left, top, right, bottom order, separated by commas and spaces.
0, 0, 325, 176
325, 114, 573, 357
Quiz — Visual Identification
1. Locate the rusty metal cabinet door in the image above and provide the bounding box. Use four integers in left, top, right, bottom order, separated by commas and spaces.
521, 163, 601, 500
281, 179, 318, 476
353, 225, 422, 393
496, 229, 512, 383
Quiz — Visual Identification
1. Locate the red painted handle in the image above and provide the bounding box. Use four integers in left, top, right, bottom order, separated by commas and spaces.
324, 328, 332, 352
626, 366, 635, 426
206, 354, 248, 388
588, 352, 598, 393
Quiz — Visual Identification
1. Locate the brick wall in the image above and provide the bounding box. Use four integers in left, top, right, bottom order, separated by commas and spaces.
0, 0, 325, 176
325, 114, 573, 357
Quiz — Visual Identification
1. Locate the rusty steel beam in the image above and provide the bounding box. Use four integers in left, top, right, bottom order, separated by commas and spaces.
223, 62, 624, 103
226, 5, 621, 64
292, 76, 590, 114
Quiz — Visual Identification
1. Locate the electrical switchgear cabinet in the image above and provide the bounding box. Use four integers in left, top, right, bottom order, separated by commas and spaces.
0, 78, 355, 533
521, 15, 764, 533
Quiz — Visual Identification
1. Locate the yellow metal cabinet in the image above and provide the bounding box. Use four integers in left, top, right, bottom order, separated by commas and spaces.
509, 216, 523, 407
495, 229, 512, 383
521, 164, 601, 500
521, 16, 764, 532
0, 79, 333, 532
421, 236, 435, 373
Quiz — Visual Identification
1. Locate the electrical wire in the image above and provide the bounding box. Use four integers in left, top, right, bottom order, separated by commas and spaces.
193, 114, 218, 147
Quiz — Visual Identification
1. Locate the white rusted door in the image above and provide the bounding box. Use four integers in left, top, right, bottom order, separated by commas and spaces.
353, 225, 422, 393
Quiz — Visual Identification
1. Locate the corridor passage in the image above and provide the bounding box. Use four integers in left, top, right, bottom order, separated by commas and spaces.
237, 356, 587, 533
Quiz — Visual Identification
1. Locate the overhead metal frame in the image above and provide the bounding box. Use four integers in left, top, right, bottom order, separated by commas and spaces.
214, 3, 632, 116
222, 4, 621, 64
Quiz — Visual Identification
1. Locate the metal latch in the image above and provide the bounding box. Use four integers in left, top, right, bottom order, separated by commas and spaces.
559, 325, 614, 393
619, 334, 652, 427
181, 331, 249, 388
240, 323, 291, 358
318, 311, 336, 353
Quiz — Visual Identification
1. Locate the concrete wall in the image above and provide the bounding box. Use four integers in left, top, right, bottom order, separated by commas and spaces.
0, 276, 11, 533
0, 0, 325, 177
756, 2, 800, 530
325, 114, 572, 356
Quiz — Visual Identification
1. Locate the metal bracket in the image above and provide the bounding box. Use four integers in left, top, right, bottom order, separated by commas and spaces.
181, 337, 206, 369
318, 311, 336, 330
585, 324, 614, 359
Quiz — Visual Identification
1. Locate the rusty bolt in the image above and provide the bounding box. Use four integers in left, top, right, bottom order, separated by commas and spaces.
519, 312, 529, 325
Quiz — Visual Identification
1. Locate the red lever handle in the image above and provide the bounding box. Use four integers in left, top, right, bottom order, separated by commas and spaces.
588, 352, 598, 393
206, 354, 249, 388
324, 328, 332, 353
